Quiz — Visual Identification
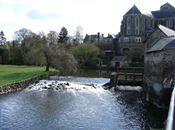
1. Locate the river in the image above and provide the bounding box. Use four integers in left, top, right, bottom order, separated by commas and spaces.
0, 76, 165, 130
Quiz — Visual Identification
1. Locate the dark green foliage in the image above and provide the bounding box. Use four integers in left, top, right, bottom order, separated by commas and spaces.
0, 28, 77, 74
0, 47, 9, 64
126, 48, 144, 67
0, 31, 6, 45
8, 43, 23, 65
58, 27, 68, 43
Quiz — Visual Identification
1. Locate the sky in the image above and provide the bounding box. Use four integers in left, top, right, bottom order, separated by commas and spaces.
0, 0, 175, 41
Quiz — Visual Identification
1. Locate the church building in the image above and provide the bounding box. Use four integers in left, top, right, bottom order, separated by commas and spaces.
118, 2, 175, 55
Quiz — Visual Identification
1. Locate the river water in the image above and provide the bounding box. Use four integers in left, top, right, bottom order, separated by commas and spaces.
0, 76, 165, 130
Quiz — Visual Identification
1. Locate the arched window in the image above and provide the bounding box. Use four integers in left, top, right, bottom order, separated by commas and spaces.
127, 17, 131, 35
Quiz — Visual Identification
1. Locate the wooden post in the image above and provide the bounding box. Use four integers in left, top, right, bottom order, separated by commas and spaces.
125, 74, 127, 81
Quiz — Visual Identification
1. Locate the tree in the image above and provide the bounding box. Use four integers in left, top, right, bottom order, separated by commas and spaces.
72, 43, 99, 67
8, 28, 77, 74
0, 47, 9, 64
43, 36, 53, 71
44, 31, 77, 72
52, 48, 77, 75
8, 41, 23, 64
0, 31, 6, 45
47, 31, 58, 45
126, 48, 144, 67
22, 33, 46, 66
58, 27, 68, 43
42, 31, 59, 71
13, 28, 32, 43
74, 26, 83, 43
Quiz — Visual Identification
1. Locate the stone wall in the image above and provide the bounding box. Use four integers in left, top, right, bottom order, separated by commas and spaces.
119, 42, 144, 55
144, 49, 175, 83
0, 76, 44, 95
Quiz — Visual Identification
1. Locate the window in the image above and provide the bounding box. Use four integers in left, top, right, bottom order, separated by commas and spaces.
127, 17, 131, 35
135, 37, 141, 42
135, 16, 139, 26
127, 29, 130, 35
124, 37, 129, 42
166, 19, 173, 28
127, 17, 131, 26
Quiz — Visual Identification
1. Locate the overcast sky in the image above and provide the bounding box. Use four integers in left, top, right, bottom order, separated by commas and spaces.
1, 0, 175, 41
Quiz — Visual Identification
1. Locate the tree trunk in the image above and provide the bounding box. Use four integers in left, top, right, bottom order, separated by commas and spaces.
45, 63, 50, 71
44, 51, 50, 71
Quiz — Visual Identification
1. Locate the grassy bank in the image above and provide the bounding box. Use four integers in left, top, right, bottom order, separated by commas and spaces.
0, 65, 56, 86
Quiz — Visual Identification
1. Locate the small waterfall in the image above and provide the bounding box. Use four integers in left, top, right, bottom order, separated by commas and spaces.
26, 79, 107, 95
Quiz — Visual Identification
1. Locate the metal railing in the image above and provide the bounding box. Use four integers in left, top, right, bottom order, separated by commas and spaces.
165, 85, 175, 130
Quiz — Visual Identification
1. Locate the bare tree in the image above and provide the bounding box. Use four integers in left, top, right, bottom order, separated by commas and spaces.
13, 28, 33, 43
74, 26, 83, 44
47, 31, 58, 45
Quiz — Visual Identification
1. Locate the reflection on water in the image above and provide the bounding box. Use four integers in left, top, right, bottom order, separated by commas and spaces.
0, 77, 165, 130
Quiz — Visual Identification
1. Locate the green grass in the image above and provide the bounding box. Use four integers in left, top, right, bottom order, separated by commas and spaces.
0, 65, 57, 86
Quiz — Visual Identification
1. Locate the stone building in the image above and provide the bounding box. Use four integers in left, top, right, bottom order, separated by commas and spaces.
145, 37, 175, 82
144, 37, 175, 107
118, 5, 155, 55
144, 3, 175, 83
84, 33, 101, 43
145, 24, 175, 51
114, 2, 175, 107
152, 2, 175, 30
84, 33, 114, 44
118, 2, 175, 56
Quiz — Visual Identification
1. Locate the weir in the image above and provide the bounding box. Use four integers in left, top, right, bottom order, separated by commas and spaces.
116, 67, 144, 86
109, 67, 144, 87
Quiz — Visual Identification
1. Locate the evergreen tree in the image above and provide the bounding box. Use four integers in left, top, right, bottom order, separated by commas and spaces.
58, 27, 68, 43
0, 31, 6, 45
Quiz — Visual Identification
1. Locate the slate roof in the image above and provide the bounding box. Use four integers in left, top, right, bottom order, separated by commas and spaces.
151, 3, 175, 18
159, 25, 175, 36
147, 37, 175, 53
125, 5, 141, 16
152, 10, 175, 18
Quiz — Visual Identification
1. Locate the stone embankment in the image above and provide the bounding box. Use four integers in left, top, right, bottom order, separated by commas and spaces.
0, 76, 44, 95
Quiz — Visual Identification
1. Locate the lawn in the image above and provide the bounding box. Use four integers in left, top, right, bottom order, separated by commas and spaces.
0, 65, 56, 86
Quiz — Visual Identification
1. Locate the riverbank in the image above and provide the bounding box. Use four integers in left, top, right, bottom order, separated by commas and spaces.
0, 65, 57, 95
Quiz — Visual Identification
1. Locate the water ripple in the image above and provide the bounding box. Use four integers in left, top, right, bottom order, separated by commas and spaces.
0, 77, 147, 130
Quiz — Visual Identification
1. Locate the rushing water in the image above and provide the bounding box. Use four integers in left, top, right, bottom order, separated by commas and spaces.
0, 76, 164, 130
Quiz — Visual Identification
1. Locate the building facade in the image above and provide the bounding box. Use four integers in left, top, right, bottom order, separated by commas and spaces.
118, 5, 155, 55
144, 37, 175, 107
145, 24, 175, 50
152, 2, 175, 30
118, 3, 175, 55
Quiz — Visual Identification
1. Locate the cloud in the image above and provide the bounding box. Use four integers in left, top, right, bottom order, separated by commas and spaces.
26, 9, 59, 20
1, 0, 175, 41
